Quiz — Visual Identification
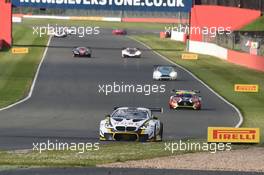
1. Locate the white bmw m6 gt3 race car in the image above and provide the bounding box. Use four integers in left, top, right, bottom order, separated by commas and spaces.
122, 48, 142, 58
99, 107, 163, 142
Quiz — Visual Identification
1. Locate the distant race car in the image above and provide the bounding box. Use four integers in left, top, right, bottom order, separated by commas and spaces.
53, 29, 68, 38
65, 27, 75, 35
153, 65, 177, 80
72, 47, 92, 57
99, 107, 163, 142
169, 90, 202, 110
122, 48, 142, 58
112, 29, 127, 35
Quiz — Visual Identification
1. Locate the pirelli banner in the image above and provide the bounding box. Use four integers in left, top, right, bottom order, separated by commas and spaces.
208, 127, 260, 143
12, 0, 192, 12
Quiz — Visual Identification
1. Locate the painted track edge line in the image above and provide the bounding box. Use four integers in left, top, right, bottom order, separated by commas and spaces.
0, 36, 52, 112
129, 36, 243, 128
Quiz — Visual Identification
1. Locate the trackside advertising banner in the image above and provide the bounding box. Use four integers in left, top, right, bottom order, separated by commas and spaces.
12, 0, 192, 12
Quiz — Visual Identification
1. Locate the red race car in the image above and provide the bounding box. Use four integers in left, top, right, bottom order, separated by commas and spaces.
112, 29, 127, 35
169, 90, 202, 110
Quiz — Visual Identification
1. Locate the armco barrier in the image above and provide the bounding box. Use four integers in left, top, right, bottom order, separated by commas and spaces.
122, 18, 188, 24
190, 5, 261, 41
228, 50, 264, 72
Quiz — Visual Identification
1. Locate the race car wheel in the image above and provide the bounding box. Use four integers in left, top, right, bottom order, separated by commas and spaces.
153, 123, 163, 142
159, 122, 163, 141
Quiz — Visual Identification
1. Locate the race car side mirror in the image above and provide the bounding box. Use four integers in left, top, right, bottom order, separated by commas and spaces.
105, 114, 111, 118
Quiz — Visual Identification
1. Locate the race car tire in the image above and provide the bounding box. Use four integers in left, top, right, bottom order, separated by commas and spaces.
153, 123, 163, 142
159, 122, 163, 141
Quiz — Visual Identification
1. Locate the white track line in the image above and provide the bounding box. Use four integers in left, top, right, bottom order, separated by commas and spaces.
0, 36, 52, 112
130, 37, 243, 128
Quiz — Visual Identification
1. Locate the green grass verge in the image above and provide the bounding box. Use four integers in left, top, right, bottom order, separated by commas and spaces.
0, 141, 256, 168
131, 35, 264, 141
241, 15, 264, 31
0, 24, 49, 107
0, 141, 196, 168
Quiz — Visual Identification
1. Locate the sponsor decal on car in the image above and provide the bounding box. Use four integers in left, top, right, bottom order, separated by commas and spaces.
208, 127, 260, 143
234, 84, 259, 92
12, 47, 29, 54
181, 53, 198, 60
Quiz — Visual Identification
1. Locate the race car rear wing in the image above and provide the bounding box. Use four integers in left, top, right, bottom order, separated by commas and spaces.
171, 89, 200, 93
113, 107, 163, 113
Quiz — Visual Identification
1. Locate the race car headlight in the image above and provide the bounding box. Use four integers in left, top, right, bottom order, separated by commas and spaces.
104, 121, 113, 129
153, 71, 162, 78
169, 71, 177, 78
135, 51, 141, 55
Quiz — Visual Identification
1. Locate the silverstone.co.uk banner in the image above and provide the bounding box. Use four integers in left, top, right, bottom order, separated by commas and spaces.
12, 0, 192, 12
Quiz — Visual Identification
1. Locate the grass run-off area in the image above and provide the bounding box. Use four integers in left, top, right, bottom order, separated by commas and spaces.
0, 141, 255, 168
131, 35, 264, 141
0, 24, 49, 107
241, 15, 264, 31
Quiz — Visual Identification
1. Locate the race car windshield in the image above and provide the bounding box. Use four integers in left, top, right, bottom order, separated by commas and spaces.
127, 48, 137, 53
157, 66, 174, 72
112, 109, 149, 119
78, 47, 87, 50
176, 93, 193, 98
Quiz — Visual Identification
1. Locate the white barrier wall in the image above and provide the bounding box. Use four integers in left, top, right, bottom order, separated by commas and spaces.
188, 40, 228, 60
12, 16, 22, 23
171, 31, 185, 42
102, 17, 121, 22
23, 15, 70, 20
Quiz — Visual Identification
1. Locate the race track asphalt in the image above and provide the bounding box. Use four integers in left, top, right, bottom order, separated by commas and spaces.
0, 29, 240, 149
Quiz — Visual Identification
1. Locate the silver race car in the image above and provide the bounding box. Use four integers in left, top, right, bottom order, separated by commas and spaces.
99, 107, 163, 142
153, 65, 177, 80
122, 48, 142, 58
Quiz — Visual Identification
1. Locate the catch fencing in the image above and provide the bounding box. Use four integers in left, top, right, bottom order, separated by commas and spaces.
203, 31, 264, 56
